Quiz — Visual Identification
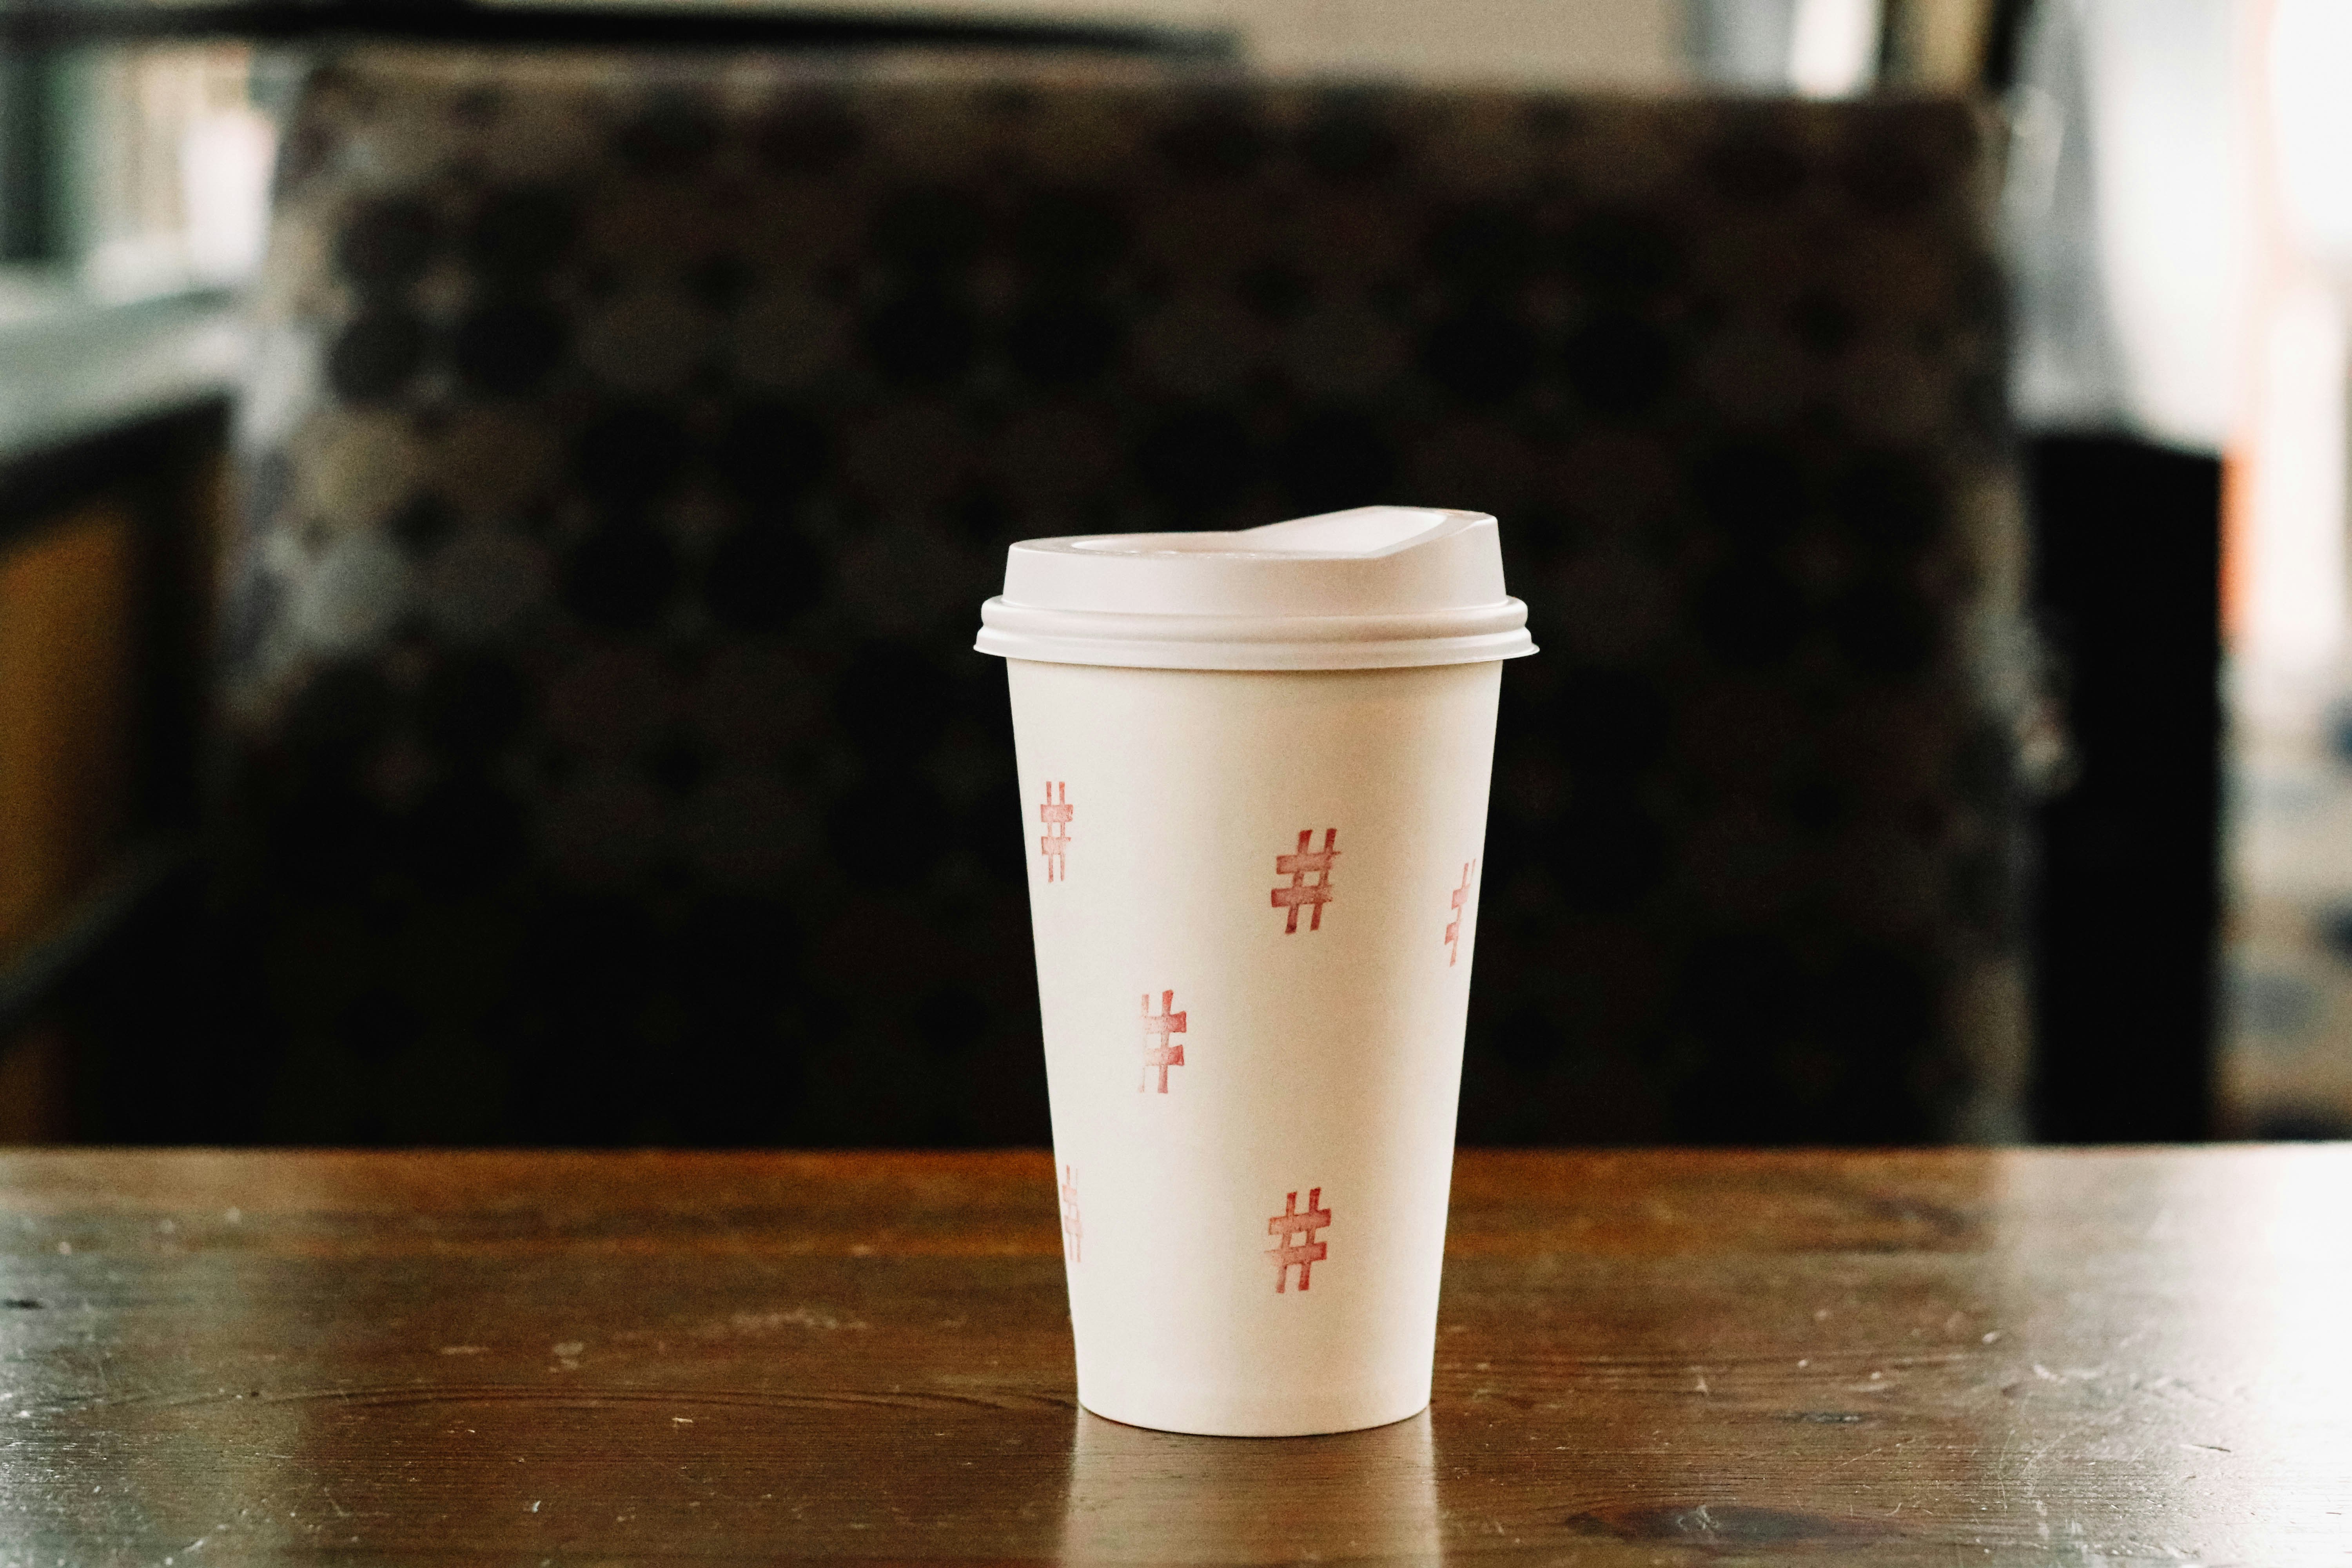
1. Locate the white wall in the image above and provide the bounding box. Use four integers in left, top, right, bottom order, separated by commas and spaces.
550, 0, 1694, 86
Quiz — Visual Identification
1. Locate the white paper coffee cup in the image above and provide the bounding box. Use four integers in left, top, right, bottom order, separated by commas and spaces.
977, 507, 1534, 1437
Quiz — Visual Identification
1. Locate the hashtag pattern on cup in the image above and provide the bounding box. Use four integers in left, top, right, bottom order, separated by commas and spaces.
1447, 862, 1474, 966
1265, 1188, 1332, 1293
1039, 782, 1073, 882
1271, 829, 1339, 934
1139, 990, 1187, 1093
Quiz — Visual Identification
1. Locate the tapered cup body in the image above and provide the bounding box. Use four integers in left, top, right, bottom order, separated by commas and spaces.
1009, 657, 1500, 1436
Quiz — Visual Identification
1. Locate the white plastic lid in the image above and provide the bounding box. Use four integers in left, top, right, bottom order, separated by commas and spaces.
974, 506, 1537, 671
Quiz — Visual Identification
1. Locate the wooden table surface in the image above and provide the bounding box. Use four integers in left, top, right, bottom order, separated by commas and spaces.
2, 1148, 2348, 1564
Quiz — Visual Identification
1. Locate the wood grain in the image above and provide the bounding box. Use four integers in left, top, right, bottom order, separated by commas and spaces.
1, 1147, 2347, 1563
0, 505, 135, 959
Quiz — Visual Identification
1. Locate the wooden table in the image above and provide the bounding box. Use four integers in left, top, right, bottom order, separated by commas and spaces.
3, 1148, 2347, 1563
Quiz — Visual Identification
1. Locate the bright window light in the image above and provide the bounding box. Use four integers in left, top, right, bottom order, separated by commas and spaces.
1789, 0, 1880, 98
2272, 0, 2352, 262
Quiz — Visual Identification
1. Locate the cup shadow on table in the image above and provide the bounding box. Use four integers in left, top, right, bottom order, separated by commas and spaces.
1059, 1407, 1438, 1563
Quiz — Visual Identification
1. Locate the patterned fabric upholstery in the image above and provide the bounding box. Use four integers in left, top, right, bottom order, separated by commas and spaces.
215, 48, 2024, 1144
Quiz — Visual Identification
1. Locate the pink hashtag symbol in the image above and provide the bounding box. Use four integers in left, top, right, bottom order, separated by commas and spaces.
1139, 990, 1186, 1093
1446, 861, 1474, 965
1265, 1187, 1331, 1292
1272, 829, 1338, 933
1060, 1164, 1082, 1264
1039, 782, 1073, 882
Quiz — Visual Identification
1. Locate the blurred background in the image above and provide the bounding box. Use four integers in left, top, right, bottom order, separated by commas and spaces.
0, 0, 2345, 1147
